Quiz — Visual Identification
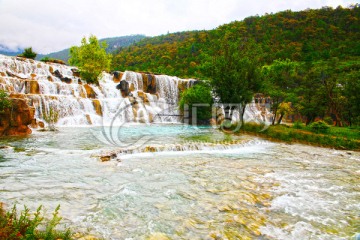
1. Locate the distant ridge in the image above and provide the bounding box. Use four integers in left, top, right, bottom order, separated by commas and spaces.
36, 34, 147, 63
0, 35, 147, 62
0, 44, 23, 56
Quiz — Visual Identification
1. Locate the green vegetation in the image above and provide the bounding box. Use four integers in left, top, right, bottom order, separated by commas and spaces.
0, 204, 71, 240
17, 47, 37, 60
40, 57, 66, 65
103, 34, 147, 53
112, 5, 360, 78
205, 41, 262, 125
261, 59, 300, 125
308, 120, 330, 134
69, 35, 112, 84
179, 83, 213, 124
0, 90, 11, 113
239, 123, 360, 150
37, 34, 146, 63
261, 58, 360, 126
112, 31, 207, 77
42, 106, 59, 131
111, 5, 360, 127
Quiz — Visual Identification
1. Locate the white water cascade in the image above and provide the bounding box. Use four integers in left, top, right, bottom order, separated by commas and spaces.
0, 55, 196, 127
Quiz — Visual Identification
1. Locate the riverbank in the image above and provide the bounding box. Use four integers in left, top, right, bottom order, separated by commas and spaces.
235, 123, 360, 151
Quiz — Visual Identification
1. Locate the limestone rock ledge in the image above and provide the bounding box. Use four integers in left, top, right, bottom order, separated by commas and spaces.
0, 98, 35, 136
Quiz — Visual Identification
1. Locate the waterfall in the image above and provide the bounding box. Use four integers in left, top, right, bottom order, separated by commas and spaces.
0, 55, 271, 128
0, 55, 195, 127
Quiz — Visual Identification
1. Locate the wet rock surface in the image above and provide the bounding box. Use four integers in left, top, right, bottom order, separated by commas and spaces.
0, 98, 35, 136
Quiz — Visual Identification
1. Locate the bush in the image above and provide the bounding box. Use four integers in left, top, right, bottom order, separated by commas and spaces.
292, 120, 304, 129
0, 90, 11, 112
69, 35, 111, 84
40, 56, 50, 62
323, 116, 334, 125
308, 120, 330, 134
0, 204, 71, 240
40, 57, 66, 65
179, 83, 214, 124
18, 47, 37, 60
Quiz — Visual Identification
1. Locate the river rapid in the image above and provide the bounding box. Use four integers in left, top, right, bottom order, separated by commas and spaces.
0, 125, 359, 239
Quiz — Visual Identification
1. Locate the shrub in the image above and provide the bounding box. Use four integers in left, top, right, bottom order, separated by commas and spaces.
69, 35, 111, 84
179, 83, 214, 124
0, 90, 11, 112
308, 120, 330, 134
18, 47, 37, 60
40, 56, 50, 62
293, 120, 304, 129
40, 57, 66, 65
323, 116, 334, 125
0, 204, 71, 240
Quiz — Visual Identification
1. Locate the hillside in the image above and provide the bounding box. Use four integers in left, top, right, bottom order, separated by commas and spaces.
112, 5, 360, 78
0, 44, 22, 56
37, 34, 147, 63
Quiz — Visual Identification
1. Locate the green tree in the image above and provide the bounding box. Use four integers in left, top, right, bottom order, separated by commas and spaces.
69, 35, 112, 84
18, 47, 37, 59
206, 42, 262, 126
0, 90, 11, 112
296, 64, 327, 125
341, 69, 360, 126
316, 58, 344, 126
261, 59, 300, 125
179, 83, 214, 124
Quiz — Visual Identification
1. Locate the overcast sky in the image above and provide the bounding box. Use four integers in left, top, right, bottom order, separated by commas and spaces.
0, 0, 357, 54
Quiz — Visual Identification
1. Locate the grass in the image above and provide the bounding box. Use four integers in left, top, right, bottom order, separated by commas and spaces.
327, 126, 360, 140
0, 203, 72, 240
236, 122, 360, 151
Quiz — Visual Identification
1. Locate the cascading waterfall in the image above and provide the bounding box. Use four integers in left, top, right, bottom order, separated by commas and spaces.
0, 55, 196, 127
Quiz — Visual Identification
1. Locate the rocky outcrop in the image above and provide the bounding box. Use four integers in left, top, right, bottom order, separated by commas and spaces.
25, 80, 40, 94
116, 80, 131, 97
113, 71, 123, 83
53, 69, 72, 84
92, 99, 102, 116
141, 73, 157, 94
0, 98, 35, 136
84, 84, 97, 99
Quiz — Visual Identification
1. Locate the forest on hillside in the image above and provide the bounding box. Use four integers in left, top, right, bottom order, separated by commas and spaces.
112, 5, 360, 126
112, 5, 359, 78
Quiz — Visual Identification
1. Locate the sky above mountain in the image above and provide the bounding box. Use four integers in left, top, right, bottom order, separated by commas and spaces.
0, 0, 357, 54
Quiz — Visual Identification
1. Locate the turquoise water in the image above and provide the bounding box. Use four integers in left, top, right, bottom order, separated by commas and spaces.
0, 125, 359, 239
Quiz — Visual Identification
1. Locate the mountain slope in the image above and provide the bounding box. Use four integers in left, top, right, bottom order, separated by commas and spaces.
37, 34, 147, 63
112, 5, 360, 78
0, 44, 23, 56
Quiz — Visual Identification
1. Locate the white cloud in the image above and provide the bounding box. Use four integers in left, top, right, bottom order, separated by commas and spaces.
0, 0, 356, 54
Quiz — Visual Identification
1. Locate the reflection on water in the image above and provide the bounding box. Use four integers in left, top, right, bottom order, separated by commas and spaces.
0, 125, 359, 239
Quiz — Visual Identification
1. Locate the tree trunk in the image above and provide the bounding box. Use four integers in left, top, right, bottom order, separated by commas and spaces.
240, 105, 246, 128
272, 112, 277, 125
271, 104, 278, 125
277, 113, 284, 125
334, 113, 343, 127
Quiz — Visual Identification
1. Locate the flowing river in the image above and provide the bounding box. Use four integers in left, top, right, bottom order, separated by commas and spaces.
0, 125, 359, 239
